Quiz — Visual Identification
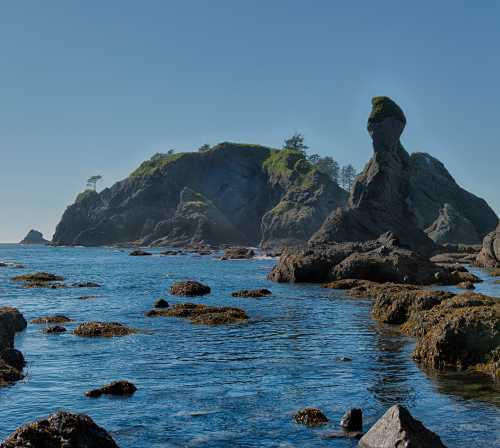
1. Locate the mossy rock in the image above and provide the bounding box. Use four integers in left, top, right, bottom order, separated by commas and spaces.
368, 96, 406, 126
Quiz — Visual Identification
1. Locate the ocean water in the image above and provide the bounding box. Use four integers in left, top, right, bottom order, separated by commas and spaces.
0, 244, 498, 447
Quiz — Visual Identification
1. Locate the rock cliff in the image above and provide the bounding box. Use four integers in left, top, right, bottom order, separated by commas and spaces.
476, 222, 500, 267
52, 143, 348, 248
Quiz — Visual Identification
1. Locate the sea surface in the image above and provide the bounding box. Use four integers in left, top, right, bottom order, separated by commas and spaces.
0, 244, 499, 447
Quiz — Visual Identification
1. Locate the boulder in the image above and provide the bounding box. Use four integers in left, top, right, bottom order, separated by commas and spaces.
74, 321, 137, 337
0, 349, 25, 371
231, 288, 272, 298
129, 249, 152, 256
293, 408, 328, 426
358, 404, 446, 448
476, 222, 500, 267
154, 298, 169, 308
2, 411, 119, 448
221, 247, 255, 260
311, 97, 435, 256
12, 272, 63, 283
0, 308, 27, 385
146, 303, 248, 325
86, 380, 137, 398
19, 229, 50, 245
170, 281, 211, 296
43, 325, 67, 334
340, 408, 363, 431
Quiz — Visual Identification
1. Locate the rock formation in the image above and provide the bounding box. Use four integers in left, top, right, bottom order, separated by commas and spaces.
359, 404, 446, 448
19, 229, 49, 245
0, 307, 27, 386
52, 143, 348, 248
476, 222, 500, 267
408, 152, 498, 244
311, 97, 435, 255
2, 411, 119, 447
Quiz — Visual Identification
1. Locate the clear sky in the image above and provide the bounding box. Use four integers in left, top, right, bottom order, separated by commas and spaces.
0, 1, 499, 242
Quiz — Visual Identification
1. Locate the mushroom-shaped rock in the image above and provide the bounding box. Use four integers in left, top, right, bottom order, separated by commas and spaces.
359, 404, 446, 447
86, 380, 137, 398
74, 321, 137, 337
293, 408, 329, 426
170, 281, 211, 296
2, 411, 119, 448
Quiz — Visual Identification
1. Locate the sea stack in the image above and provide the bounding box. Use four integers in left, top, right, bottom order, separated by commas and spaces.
19, 229, 49, 245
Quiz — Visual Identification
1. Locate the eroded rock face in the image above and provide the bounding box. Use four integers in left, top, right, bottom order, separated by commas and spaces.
476, 222, 500, 268
52, 143, 347, 249
19, 229, 49, 245
409, 153, 498, 244
359, 404, 446, 448
311, 97, 435, 255
2, 411, 119, 448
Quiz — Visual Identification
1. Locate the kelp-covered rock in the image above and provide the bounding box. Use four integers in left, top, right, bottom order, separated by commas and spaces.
2, 411, 119, 448
52, 143, 347, 249
19, 229, 49, 245
476, 222, 500, 268
86, 380, 137, 398
311, 97, 435, 255
359, 404, 446, 448
170, 281, 211, 296
74, 321, 137, 337
293, 408, 329, 426
231, 288, 272, 298
31, 315, 73, 324
146, 303, 248, 325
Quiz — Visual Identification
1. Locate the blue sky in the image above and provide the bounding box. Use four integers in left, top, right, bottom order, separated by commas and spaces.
0, 1, 499, 242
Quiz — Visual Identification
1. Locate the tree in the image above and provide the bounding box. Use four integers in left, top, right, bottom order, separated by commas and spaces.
340, 164, 357, 192
86, 175, 102, 191
307, 153, 321, 164
198, 144, 211, 152
283, 133, 308, 153
167, 149, 175, 155
316, 156, 340, 184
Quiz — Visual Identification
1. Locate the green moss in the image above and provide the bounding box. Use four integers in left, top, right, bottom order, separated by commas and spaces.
368, 96, 406, 125
263, 148, 317, 190
131, 152, 186, 178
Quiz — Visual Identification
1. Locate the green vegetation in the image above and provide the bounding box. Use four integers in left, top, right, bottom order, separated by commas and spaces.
263, 148, 316, 188
368, 96, 406, 125
131, 152, 186, 178
75, 189, 98, 203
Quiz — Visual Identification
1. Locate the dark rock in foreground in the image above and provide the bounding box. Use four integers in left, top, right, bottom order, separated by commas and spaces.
293, 408, 328, 426
86, 380, 137, 398
359, 404, 446, 447
476, 222, 500, 268
74, 322, 137, 337
221, 247, 255, 260
170, 281, 211, 296
0, 307, 27, 386
146, 303, 248, 325
231, 288, 272, 298
2, 411, 119, 448
19, 229, 50, 245
340, 408, 363, 431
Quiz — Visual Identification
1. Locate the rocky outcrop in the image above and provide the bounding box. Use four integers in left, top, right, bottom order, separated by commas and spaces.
476, 222, 500, 267
268, 232, 475, 285
19, 229, 49, 245
408, 152, 498, 244
53, 143, 347, 249
146, 303, 248, 325
0, 307, 27, 386
424, 203, 481, 245
170, 281, 211, 296
74, 321, 137, 337
86, 380, 137, 398
231, 288, 272, 298
221, 247, 255, 260
311, 97, 435, 255
359, 404, 446, 448
293, 408, 329, 426
2, 411, 119, 447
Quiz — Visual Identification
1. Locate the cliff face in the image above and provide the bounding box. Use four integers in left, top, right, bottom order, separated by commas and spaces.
408, 152, 498, 244
311, 97, 435, 255
52, 143, 348, 248
476, 222, 500, 267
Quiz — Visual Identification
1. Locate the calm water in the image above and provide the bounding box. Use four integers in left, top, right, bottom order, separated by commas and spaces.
0, 244, 499, 447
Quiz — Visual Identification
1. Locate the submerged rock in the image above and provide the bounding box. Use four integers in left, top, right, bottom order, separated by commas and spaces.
2, 411, 119, 448
358, 404, 446, 448
146, 303, 248, 325
129, 249, 152, 256
12, 272, 64, 283
86, 380, 137, 398
74, 321, 137, 337
19, 229, 50, 245
170, 281, 211, 296
70, 281, 101, 288
31, 315, 73, 324
231, 288, 272, 298
154, 298, 169, 308
43, 325, 67, 334
221, 247, 255, 260
293, 408, 329, 426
